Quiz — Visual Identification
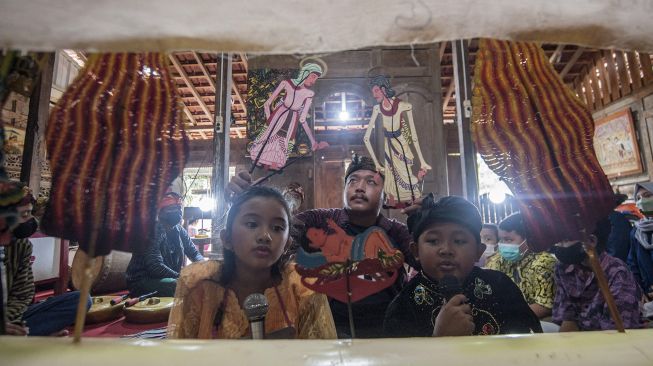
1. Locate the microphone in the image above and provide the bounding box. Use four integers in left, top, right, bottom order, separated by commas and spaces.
243, 293, 269, 340
439, 275, 462, 301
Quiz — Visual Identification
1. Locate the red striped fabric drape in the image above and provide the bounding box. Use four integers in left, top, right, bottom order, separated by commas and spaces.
472, 39, 614, 251
42, 53, 188, 256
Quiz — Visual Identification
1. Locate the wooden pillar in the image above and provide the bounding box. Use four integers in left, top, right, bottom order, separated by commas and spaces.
21, 53, 54, 194
452, 40, 479, 204
210, 52, 232, 257
427, 43, 448, 197
370, 48, 385, 164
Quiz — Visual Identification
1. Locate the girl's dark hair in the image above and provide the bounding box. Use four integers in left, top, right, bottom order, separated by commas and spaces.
220, 186, 293, 285
482, 223, 499, 238
498, 212, 528, 238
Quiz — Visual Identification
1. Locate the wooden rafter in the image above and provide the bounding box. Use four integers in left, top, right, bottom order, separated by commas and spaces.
237, 53, 248, 70
192, 52, 217, 90
560, 47, 584, 79
442, 81, 455, 113
193, 52, 246, 114
169, 54, 213, 122
439, 41, 448, 63
182, 106, 196, 125
185, 125, 214, 132
549, 44, 565, 63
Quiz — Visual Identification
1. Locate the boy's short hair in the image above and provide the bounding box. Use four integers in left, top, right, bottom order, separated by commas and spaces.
482, 223, 498, 236
498, 212, 528, 238
407, 194, 482, 245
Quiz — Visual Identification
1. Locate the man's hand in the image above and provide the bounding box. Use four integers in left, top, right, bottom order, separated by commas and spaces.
226, 171, 253, 201
646, 285, 653, 302
432, 294, 474, 337
5, 322, 28, 336
559, 320, 580, 332
401, 195, 427, 216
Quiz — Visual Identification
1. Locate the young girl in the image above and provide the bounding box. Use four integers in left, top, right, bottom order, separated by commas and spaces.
167, 187, 336, 339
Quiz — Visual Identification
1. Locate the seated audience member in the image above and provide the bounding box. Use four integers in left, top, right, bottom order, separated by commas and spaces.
478, 223, 499, 267
4, 192, 91, 336
552, 219, 641, 331
486, 213, 556, 319
606, 193, 633, 262
126, 192, 204, 297
628, 182, 653, 300
186, 217, 200, 238
384, 195, 542, 337
167, 187, 336, 339
282, 182, 305, 215
227, 156, 416, 338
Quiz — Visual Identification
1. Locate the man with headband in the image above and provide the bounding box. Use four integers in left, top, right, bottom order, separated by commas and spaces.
126, 192, 204, 297
228, 155, 416, 338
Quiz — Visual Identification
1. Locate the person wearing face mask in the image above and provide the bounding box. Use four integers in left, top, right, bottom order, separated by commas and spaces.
3, 190, 92, 336
486, 212, 557, 319
126, 192, 204, 297
627, 182, 653, 301
551, 218, 641, 332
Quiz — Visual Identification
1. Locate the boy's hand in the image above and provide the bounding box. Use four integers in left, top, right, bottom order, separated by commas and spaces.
432, 294, 474, 337
5, 322, 28, 336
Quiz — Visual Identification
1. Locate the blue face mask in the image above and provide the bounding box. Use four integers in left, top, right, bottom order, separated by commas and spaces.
497, 242, 523, 262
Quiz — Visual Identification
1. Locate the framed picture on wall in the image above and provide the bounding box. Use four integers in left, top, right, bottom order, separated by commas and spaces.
593, 109, 642, 178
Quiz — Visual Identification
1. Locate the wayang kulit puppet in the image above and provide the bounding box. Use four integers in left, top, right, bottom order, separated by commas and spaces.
249, 58, 329, 172
363, 75, 431, 208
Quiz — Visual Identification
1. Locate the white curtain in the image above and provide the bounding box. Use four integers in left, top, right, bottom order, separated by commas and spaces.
1, 0, 652, 53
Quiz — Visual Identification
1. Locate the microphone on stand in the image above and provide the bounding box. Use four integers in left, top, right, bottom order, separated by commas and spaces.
439, 275, 462, 301
244, 293, 269, 340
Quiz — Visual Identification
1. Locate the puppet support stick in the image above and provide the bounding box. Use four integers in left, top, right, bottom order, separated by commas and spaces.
72, 256, 95, 343
574, 213, 625, 333
251, 157, 302, 187
345, 260, 356, 339
584, 245, 625, 333
0, 247, 6, 335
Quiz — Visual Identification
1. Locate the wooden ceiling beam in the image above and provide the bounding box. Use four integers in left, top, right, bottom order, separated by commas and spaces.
442, 81, 456, 114
238, 53, 249, 71
560, 48, 585, 79
439, 41, 448, 63
549, 44, 565, 64
197, 52, 247, 112
169, 54, 213, 122
182, 106, 196, 125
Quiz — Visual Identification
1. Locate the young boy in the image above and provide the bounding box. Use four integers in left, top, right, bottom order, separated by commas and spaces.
486, 213, 557, 319
552, 219, 642, 331
384, 195, 542, 337
478, 223, 499, 267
